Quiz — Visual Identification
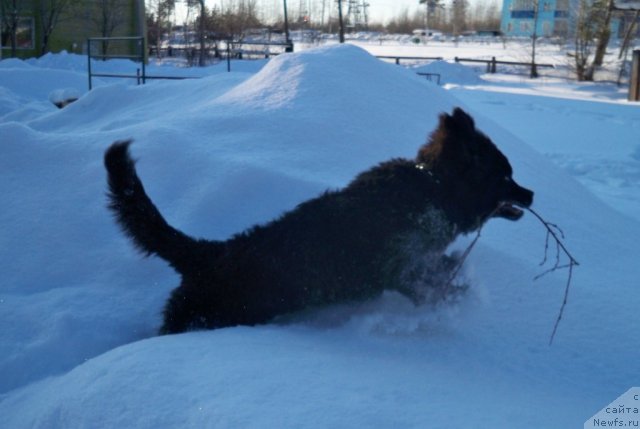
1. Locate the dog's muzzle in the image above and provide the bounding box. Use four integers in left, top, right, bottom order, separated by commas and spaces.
494, 181, 534, 221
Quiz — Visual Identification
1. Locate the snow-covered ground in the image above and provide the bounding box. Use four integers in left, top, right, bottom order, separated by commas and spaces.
1, 41, 639, 428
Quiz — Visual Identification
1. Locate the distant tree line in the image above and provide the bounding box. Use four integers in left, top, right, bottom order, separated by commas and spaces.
145, 0, 503, 49
383, 0, 502, 35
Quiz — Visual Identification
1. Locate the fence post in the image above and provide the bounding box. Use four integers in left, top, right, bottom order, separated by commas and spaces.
87, 40, 93, 90
141, 39, 146, 84
491, 56, 497, 73
630, 50, 640, 102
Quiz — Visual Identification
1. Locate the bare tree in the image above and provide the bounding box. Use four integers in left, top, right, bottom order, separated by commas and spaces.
619, 10, 639, 61
468, 0, 501, 31
37, 0, 81, 55
380, 0, 503, 35
451, 0, 469, 36
617, 9, 639, 85
385, 7, 423, 34
186, 0, 207, 66
0, 0, 23, 57
571, 0, 621, 81
217, 0, 261, 38
424, 0, 446, 33
92, 0, 129, 55
530, 0, 539, 78
573, 0, 604, 81
178, 0, 261, 66
146, 0, 175, 58
592, 0, 616, 67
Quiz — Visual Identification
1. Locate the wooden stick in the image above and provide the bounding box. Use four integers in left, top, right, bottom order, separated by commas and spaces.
445, 206, 579, 345
525, 207, 579, 345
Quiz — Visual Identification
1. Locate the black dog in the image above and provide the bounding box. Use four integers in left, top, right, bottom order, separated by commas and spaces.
105, 108, 533, 334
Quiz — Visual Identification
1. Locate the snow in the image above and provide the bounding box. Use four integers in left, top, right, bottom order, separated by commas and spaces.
1, 42, 639, 428
414, 60, 484, 85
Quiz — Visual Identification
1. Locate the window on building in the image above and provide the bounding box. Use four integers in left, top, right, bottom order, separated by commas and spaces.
554, 19, 568, 36
1, 17, 35, 49
556, 0, 569, 11
512, 10, 536, 18
512, 0, 536, 11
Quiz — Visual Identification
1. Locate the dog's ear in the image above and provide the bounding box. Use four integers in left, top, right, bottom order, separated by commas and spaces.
452, 107, 475, 131
417, 108, 478, 164
441, 107, 475, 135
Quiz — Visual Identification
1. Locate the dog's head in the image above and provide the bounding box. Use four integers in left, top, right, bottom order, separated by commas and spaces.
416, 108, 534, 232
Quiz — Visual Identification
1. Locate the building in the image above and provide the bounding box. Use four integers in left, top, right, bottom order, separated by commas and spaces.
500, 0, 574, 37
500, 0, 640, 38
1, 0, 145, 59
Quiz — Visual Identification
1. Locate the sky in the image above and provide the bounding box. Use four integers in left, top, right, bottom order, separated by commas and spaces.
353, 0, 429, 23
175, 0, 461, 26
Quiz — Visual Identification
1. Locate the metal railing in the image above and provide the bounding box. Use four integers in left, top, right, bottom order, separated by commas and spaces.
376, 55, 444, 65
454, 56, 555, 73
416, 72, 441, 85
87, 36, 146, 90
87, 38, 294, 89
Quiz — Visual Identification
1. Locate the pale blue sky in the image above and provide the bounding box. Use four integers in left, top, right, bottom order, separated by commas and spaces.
183, 0, 488, 25
176, 0, 492, 23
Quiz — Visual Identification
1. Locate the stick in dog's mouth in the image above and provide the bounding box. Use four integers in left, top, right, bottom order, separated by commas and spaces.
494, 201, 527, 221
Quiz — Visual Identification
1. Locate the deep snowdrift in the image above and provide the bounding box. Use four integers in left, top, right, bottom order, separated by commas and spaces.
1, 44, 639, 428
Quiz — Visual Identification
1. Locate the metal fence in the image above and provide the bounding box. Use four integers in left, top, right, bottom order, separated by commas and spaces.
87, 37, 146, 90
454, 56, 555, 74
87, 38, 293, 89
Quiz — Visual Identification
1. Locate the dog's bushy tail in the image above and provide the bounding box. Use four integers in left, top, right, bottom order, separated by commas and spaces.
105, 141, 203, 275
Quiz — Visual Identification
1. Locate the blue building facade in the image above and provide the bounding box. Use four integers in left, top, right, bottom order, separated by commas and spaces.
501, 0, 574, 37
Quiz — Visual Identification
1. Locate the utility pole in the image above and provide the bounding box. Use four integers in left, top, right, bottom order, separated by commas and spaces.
283, 0, 293, 51
337, 0, 345, 43
363, 1, 369, 29
344, 0, 368, 31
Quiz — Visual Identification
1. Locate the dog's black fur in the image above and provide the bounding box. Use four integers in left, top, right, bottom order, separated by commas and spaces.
105, 108, 533, 334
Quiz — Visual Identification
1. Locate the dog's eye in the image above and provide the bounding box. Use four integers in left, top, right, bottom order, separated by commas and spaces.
504, 176, 512, 182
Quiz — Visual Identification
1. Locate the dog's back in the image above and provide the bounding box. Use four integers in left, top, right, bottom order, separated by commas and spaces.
105, 143, 452, 333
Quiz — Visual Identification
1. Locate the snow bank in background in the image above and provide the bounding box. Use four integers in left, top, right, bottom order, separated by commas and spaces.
1, 44, 639, 428
0, 64, 87, 121
25, 50, 92, 72
414, 60, 483, 85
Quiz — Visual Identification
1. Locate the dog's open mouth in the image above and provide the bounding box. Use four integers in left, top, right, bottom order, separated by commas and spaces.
495, 202, 526, 221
